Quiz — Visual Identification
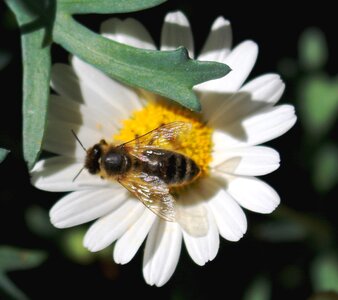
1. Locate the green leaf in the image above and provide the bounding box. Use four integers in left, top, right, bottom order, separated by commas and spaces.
299, 28, 328, 71
243, 276, 271, 300
311, 253, 338, 293
58, 0, 167, 14
313, 144, 338, 193
299, 75, 338, 138
53, 14, 230, 111
0, 246, 46, 272
0, 148, 10, 164
5, 0, 51, 170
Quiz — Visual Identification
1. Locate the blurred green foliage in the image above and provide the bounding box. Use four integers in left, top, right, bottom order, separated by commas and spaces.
280, 27, 338, 196
0, 247, 46, 300
311, 253, 338, 293
299, 28, 328, 71
312, 144, 338, 193
243, 276, 271, 300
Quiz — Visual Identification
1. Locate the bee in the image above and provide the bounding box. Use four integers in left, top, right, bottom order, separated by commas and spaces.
82, 122, 202, 223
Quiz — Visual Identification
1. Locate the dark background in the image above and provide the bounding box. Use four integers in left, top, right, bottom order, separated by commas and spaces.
1, 1, 337, 299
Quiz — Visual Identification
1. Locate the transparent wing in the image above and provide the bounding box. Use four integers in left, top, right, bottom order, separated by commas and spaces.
176, 202, 209, 237
119, 121, 192, 152
118, 173, 176, 222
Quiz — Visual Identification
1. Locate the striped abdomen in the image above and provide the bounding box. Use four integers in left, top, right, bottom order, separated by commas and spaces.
139, 149, 201, 186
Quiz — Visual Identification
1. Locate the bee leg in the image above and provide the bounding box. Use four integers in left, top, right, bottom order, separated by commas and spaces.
134, 134, 140, 149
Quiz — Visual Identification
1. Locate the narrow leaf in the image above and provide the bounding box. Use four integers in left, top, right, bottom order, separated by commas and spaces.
5, 0, 51, 170
0, 246, 47, 272
0, 272, 28, 300
54, 14, 230, 111
0, 148, 10, 164
58, 0, 167, 14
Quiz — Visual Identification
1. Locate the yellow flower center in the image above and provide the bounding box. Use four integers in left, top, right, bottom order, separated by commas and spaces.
114, 99, 213, 176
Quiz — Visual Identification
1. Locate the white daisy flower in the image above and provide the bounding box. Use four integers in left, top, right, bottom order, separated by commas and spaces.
31, 11, 296, 286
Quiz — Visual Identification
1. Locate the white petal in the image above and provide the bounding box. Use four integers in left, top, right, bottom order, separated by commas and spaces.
160, 11, 194, 58
50, 188, 126, 228
51, 63, 129, 123
202, 179, 247, 241
212, 105, 297, 150
43, 119, 103, 157
182, 204, 219, 266
114, 209, 156, 265
240, 74, 285, 105
31, 157, 110, 192
220, 175, 280, 213
100, 18, 156, 50
196, 41, 258, 93
211, 146, 280, 176
71, 56, 143, 121
198, 17, 232, 62
143, 220, 182, 287
84, 199, 144, 252
209, 74, 285, 126
199, 92, 233, 123
49, 95, 116, 138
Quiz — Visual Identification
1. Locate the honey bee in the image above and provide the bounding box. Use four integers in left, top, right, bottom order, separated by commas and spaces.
83, 122, 202, 223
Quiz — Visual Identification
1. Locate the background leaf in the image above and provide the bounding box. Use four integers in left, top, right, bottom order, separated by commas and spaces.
61, 228, 95, 265
312, 144, 338, 193
298, 75, 338, 138
311, 253, 338, 293
0, 246, 46, 272
25, 205, 58, 238
6, 0, 51, 170
58, 0, 167, 14
0, 272, 28, 300
299, 28, 328, 71
0, 246, 46, 300
0, 148, 10, 164
243, 276, 271, 300
53, 14, 230, 111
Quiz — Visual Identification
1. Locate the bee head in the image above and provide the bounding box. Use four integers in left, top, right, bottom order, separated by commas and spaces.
85, 143, 104, 174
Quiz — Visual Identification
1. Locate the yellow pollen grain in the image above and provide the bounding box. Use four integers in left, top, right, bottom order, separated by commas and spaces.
114, 101, 213, 175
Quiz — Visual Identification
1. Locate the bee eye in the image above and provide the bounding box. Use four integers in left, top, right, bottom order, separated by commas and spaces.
93, 145, 101, 158
85, 144, 102, 174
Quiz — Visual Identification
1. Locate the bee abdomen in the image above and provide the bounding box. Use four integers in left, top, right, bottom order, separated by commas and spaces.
141, 149, 200, 186
162, 152, 200, 186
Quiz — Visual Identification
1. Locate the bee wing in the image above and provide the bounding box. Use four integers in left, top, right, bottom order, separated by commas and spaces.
176, 203, 209, 237
118, 173, 176, 222
119, 121, 192, 152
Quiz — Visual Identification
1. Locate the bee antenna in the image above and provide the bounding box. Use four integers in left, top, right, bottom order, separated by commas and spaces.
72, 166, 85, 182
71, 129, 86, 152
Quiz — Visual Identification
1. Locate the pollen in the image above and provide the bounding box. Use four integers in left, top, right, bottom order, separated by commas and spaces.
114, 100, 213, 175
